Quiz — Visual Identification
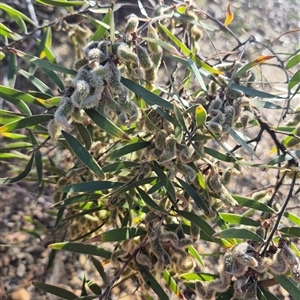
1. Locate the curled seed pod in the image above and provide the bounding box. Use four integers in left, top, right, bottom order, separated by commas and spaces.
71, 108, 89, 124
73, 58, 87, 70
207, 121, 223, 133
136, 44, 153, 71
190, 25, 203, 42
81, 90, 101, 109
131, 67, 144, 80
83, 41, 98, 59
151, 236, 170, 264
54, 96, 74, 127
292, 265, 300, 283
178, 237, 193, 248
208, 172, 238, 206
147, 23, 161, 53
240, 110, 253, 129
176, 161, 196, 184
222, 105, 235, 133
177, 144, 193, 163
87, 48, 101, 67
47, 119, 62, 142
195, 281, 207, 298
136, 250, 152, 269
122, 100, 140, 125
117, 43, 138, 63
154, 130, 167, 151
234, 276, 248, 295
91, 62, 110, 78
71, 80, 90, 108
117, 112, 129, 126
97, 41, 110, 62
244, 282, 258, 300
221, 168, 232, 185
158, 137, 177, 164
232, 242, 258, 268
178, 256, 194, 272
151, 50, 163, 70
207, 278, 230, 293
176, 223, 186, 240
190, 222, 200, 241
281, 241, 299, 267
144, 64, 157, 84
124, 14, 139, 34
208, 97, 223, 115
53, 191, 63, 203
111, 248, 128, 266
160, 231, 179, 248
226, 87, 244, 100
147, 222, 158, 240
267, 250, 289, 275
106, 62, 123, 93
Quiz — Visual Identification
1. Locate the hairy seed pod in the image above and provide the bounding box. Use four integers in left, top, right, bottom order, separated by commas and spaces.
221, 168, 232, 185
154, 130, 167, 151
158, 137, 177, 164
281, 241, 299, 267
207, 278, 230, 293
177, 144, 193, 163
292, 265, 300, 283
226, 87, 244, 100
267, 250, 289, 275
240, 110, 253, 129
208, 97, 223, 115
222, 105, 235, 133
175, 161, 196, 183
54, 96, 74, 127
47, 119, 62, 142
151, 50, 163, 71
178, 237, 193, 248
160, 231, 179, 248
176, 223, 186, 240
144, 64, 157, 84
91, 62, 110, 78
147, 23, 161, 53
190, 222, 200, 241
151, 236, 170, 265
131, 67, 144, 80
232, 242, 258, 268
71, 80, 90, 108
195, 281, 207, 298
233, 276, 248, 295
111, 248, 128, 266
136, 44, 153, 71
124, 14, 139, 34
87, 48, 101, 67
117, 43, 138, 64
244, 282, 258, 300
73, 58, 87, 70
136, 250, 152, 269
83, 41, 98, 59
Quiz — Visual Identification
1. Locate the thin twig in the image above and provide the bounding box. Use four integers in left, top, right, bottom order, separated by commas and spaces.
260, 170, 297, 257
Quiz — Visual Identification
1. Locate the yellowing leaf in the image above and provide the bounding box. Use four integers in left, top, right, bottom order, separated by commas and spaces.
196, 105, 207, 127
253, 55, 276, 64
224, 3, 234, 26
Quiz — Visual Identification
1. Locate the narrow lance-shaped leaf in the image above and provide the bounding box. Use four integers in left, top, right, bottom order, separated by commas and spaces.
272, 275, 300, 300
213, 228, 264, 242
162, 270, 186, 299
288, 69, 300, 89
32, 282, 78, 300
85, 109, 130, 140
35, 0, 85, 7
196, 105, 207, 127
48, 242, 111, 259
2, 153, 35, 184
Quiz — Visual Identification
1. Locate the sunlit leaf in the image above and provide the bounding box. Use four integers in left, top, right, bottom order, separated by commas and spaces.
195, 105, 207, 127
286, 53, 300, 69
224, 3, 234, 26
219, 213, 260, 227
279, 226, 300, 238
90, 10, 110, 41
273, 275, 300, 299
288, 69, 300, 89
35, 0, 85, 7
48, 242, 111, 258
214, 228, 264, 242
162, 270, 185, 299
284, 212, 300, 226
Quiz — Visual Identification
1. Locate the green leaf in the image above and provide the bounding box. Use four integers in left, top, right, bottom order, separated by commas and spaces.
230, 83, 285, 99
215, 228, 264, 242
176, 177, 210, 214
85, 281, 102, 297
7, 53, 17, 88
176, 210, 215, 237
91, 10, 110, 41
229, 129, 258, 157
98, 227, 146, 242
102, 161, 140, 173
60, 181, 124, 193
286, 53, 300, 69
188, 57, 207, 92
0, 4, 36, 26
48, 242, 111, 258
267, 150, 300, 165
2, 154, 35, 184
258, 287, 280, 300
85, 109, 130, 140
32, 282, 78, 299
90, 256, 107, 285
42, 67, 65, 91
62, 131, 105, 179
279, 226, 300, 238
0, 23, 22, 40
73, 122, 92, 150
284, 212, 300, 226
10, 48, 77, 75
188, 245, 204, 267
195, 105, 207, 127
288, 69, 300, 89
162, 270, 185, 298
28, 130, 43, 186
178, 272, 217, 281
35, 0, 85, 7
52, 193, 101, 208
233, 195, 275, 213
136, 186, 168, 214
109, 141, 151, 160
18, 69, 53, 96
0, 114, 53, 132
219, 213, 260, 227
203, 147, 238, 163
150, 163, 176, 204
121, 78, 173, 110
273, 275, 300, 299
135, 263, 169, 299
249, 99, 283, 109
0, 51, 5, 60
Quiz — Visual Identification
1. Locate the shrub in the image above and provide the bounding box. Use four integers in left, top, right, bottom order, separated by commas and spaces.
1, 0, 299, 299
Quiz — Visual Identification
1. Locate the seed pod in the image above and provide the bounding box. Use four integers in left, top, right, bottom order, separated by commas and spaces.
190, 222, 200, 241
144, 64, 157, 84
232, 243, 258, 268
73, 58, 87, 70
136, 250, 152, 269
207, 278, 230, 293
244, 282, 258, 300
124, 14, 139, 34
151, 236, 170, 265
281, 241, 299, 267
240, 110, 253, 129
267, 250, 289, 275
117, 43, 138, 64
97, 40, 110, 62
177, 144, 193, 163
87, 48, 101, 67
154, 130, 167, 151
54, 96, 74, 127
81, 89, 101, 109
176, 223, 186, 240
47, 119, 62, 142
222, 105, 235, 133
176, 161, 196, 184
131, 67, 144, 80
71, 80, 90, 108
158, 137, 177, 164
226, 87, 244, 100
83, 41, 98, 59
111, 248, 128, 266
160, 231, 179, 248
208, 97, 223, 115
136, 44, 153, 71
151, 49, 163, 71
292, 265, 300, 283
91, 62, 110, 78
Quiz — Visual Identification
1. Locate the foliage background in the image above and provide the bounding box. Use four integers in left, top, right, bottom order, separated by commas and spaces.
0, 0, 299, 300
